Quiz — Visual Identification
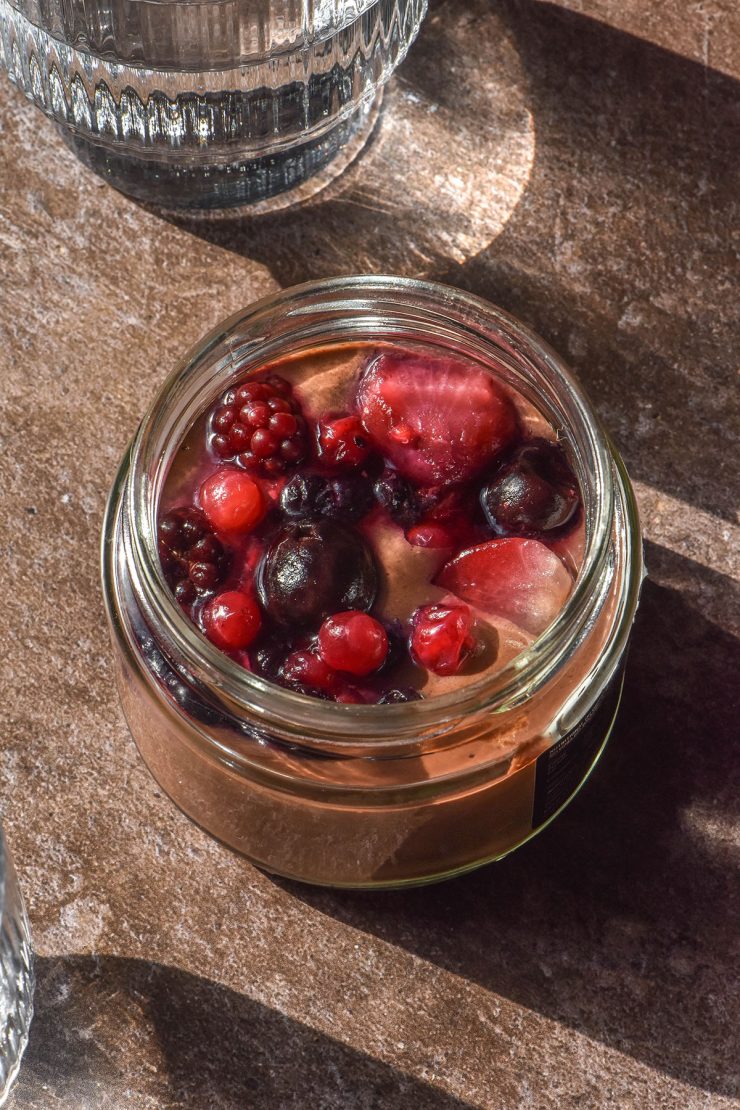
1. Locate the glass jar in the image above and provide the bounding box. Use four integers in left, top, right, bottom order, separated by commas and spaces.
0, 0, 426, 209
102, 277, 643, 888
0, 826, 34, 1105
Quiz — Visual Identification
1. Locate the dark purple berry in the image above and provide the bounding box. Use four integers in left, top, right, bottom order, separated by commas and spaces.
158, 506, 229, 602
316, 475, 374, 523
378, 688, 423, 704
257, 521, 378, 628
373, 470, 430, 528
480, 438, 579, 537
280, 474, 328, 519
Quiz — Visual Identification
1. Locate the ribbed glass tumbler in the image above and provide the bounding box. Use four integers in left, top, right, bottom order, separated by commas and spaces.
0, 0, 427, 208
0, 828, 33, 1107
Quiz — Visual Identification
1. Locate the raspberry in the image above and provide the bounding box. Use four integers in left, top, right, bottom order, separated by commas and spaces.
318, 611, 389, 676
200, 468, 265, 533
202, 590, 262, 651
210, 375, 308, 476
409, 604, 476, 676
317, 414, 371, 469
158, 507, 228, 603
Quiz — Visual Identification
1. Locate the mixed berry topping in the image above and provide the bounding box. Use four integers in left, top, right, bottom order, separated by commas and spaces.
158, 349, 583, 704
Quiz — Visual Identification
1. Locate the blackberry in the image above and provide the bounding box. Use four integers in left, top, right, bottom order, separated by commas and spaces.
210, 375, 308, 477
158, 507, 228, 603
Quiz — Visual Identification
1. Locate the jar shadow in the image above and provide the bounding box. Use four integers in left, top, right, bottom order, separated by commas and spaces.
11, 954, 475, 1109
273, 541, 740, 1097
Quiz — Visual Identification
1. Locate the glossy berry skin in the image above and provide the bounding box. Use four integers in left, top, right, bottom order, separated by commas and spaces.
318, 611, 389, 676
317, 415, 371, 469
257, 521, 378, 628
480, 438, 579, 537
280, 473, 374, 524
202, 590, 262, 651
210, 376, 308, 476
373, 470, 430, 528
158, 507, 228, 602
200, 468, 265, 533
282, 650, 338, 694
410, 604, 476, 676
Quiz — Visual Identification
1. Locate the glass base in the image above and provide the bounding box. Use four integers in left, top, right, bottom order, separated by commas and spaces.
0, 837, 34, 1107
58, 93, 380, 211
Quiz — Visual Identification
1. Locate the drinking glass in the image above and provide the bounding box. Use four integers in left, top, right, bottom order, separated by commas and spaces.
0, 826, 33, 1107
0, 0, 427, 208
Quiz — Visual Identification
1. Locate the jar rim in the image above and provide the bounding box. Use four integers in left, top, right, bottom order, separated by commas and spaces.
123, 276, 628, 745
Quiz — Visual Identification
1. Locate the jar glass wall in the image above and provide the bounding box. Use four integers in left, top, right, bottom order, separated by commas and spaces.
102, 277, 643, 888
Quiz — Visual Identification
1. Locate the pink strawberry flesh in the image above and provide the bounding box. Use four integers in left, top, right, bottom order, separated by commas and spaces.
356, 351, 518, 487
435, 537, 574, 636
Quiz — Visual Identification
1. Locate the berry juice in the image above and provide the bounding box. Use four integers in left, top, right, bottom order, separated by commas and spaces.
158, 345, 586, 705
104, 278, 641, 886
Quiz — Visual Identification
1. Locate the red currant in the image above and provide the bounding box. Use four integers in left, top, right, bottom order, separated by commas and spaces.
202, 591, 262, 651
318, 611, 389, 676
409, 604, 476, 676
199, 468, 265, 533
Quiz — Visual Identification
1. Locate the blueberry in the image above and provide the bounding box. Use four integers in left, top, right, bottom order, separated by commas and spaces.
373, 471, 426, 528
257, 521, 378, 628
378, 688, 423, 704
280, 474, 328, 519
317, 475, 374, 523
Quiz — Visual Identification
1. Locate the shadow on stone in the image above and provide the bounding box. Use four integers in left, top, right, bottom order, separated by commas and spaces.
279, 543, 740, 1097
11, 953, 475, 1109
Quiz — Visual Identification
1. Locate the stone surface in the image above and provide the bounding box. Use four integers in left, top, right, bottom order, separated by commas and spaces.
1, 1, 738, 1107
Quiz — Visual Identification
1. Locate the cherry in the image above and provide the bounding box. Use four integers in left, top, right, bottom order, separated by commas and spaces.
257, 521, 378, 628
409, 604, 476, 676
317, 414, 371, 469
199, 468, 265, 533
480, 438, 579, 536
202, 590, 262, 651
318, 611, 389, 676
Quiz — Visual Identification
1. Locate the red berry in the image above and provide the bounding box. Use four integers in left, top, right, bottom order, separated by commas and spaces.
409, 604, 476, 676
209, 376, 308, 475
435, 537, 573, 635
282, 650, 338, 693
317, 414, 371, 469
318, 611, 389, 676
405, 523, 456, 549
357, 351, 518, 486
202, 590, 262, 651
200, 468, 265, 533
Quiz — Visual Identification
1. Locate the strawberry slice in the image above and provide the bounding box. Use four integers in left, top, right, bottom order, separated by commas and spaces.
356, 352, 517, 487
435, 537, 574, 635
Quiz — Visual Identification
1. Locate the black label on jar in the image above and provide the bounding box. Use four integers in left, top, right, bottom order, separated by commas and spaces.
532, 670, 623, 829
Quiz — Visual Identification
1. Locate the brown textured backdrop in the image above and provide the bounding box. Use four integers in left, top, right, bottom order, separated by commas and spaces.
1, 1, 738, 1106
